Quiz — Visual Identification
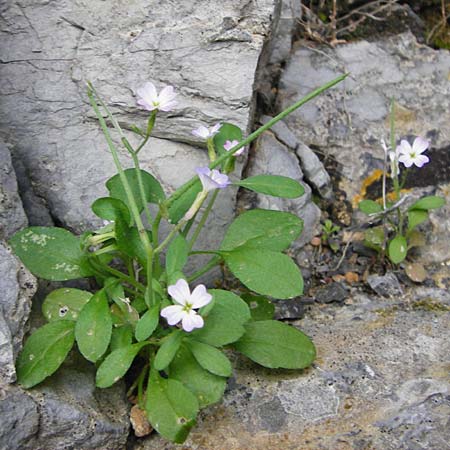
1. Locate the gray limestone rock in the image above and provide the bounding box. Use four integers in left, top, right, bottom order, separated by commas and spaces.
0, 0, 278, 266
0, 243, 36, 384
367, 272, 403, 297
0, 141, 28, 240
245, 131, 321, 247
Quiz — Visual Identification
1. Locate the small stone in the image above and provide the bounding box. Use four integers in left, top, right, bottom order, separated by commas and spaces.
130, 404, 153, 438
405, 262, 428, 283
315, 282, 348, 304
344, 272, 360, 284
367, 272, 403, 297
274, 298, 311, 320
311, 236, 321, 247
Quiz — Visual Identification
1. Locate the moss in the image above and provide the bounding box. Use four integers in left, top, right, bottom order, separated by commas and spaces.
412, 298, 450, 312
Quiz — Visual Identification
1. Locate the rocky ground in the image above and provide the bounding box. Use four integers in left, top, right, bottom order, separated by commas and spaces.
0, 1, 449, 449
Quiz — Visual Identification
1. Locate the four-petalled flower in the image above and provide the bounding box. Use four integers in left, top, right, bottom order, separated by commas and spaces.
224, 139, 244, 156
192, 123, 222, 140
196, 167, 231, 192
161, 279, 212, 332
136, 81, 177, 112
397, 137, 430, 168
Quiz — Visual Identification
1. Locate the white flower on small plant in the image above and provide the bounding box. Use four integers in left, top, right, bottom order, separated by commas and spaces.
160, 279, 212, 332
397, 137, 430, 168
136, 81, 177, 112
196, 167, 231, 192
223, 139, 244, 156
192, 123, 222, 140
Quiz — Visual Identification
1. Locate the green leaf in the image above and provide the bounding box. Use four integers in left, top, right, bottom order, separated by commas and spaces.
96, 342, 148, 388
16, 321, 75, 388
388, 235, 408, 264
409, 196, 445, 211
166, 235, 188, 276
106, 168, 165, 212
110, 325, 133, 352
154, 329, 183, 371
236, 175, 304, 198
168, 345, 226, 407
213, 122, 243, 155
221, 209, 303, 252
191, 289, 250, 347
233, 320, 316, 369
407, 209, 428, 231
42, 288, 92, 322
115, 218, 149, 268
91, 197, 131, 224
135, 305, 160, 342
168, 180, 202, 224
358, 199, 382, 215
145, 369, 199, 444
241, 294, 275, 321
75, 290, 112, 362
363, 227, 385, 251
222, 247, 303, 299
9, 227, 93, 281
186, 340, 232, 377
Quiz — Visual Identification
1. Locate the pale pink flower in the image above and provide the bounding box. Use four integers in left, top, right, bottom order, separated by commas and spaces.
397, 137, 430, 168
224, 139, 244, 156
136, 81, 177, 112
160, 279, 212, 332
196, 167, 230, 192
192, 123, 222, 140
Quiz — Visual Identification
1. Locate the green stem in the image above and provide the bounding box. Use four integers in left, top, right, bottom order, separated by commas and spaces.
165, 74, 347, 208
187, 255, 221, 282
136, 111, 157, 154
188, 190, 219, 250
154, 220, 186, 254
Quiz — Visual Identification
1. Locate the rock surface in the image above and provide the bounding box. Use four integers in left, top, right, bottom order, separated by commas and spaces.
134, 286, 450, 449
0, 243, 36, 384
0, 141, 28, 240
0, 0, 278, 262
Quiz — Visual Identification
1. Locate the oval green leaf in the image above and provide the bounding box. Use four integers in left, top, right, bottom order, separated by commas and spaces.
96, 342, 148, 388
236, 175, 305, 198
388, 235, 408, 264
135, 305, 160, 342
146, 369, 199, 443
233, 320, 316, 369
358, 199, 382, 215
16, 320, 75, 388
191, 289, 250, 347
168, 180, 202, 224
75, 290, 112, 362
407, 210, 428, 231
221, 209, 303, 252
241, 293, 275, 321
42, 288, 92, 322
408, 196, 445, 211
168, 344, 227, 407
9, 227, 93, 281
91, 197, 131, 224
110, 325, 133, 352
186, 340, 232, 377
223, 248, 304, 299
166, 235, 188, 276
154, 329, 183, 371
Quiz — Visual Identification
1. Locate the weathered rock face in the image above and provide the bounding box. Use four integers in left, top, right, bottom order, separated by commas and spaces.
0, 243, 36, 384
0, 142, 28, 241
0, 0, 277, 259
134, 287, 450, 450
277, 31, 450, 200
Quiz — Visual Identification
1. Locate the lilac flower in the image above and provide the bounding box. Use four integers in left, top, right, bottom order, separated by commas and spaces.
160, 279, 212, 332
196, 167, 231, 192
136, 81, 177, 112
397, 137, 430, 168
192, 123, 222, 140
224, 139, 244, 156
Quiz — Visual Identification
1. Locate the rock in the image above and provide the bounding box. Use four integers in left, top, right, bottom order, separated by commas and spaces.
314, 282, 348, 304
277, 31, 450, 202
0, 141, 28, 240
132, 289, 450, 449
0, 0, 279, 266
130, 404, 153, 438
0, 243, 36, 384
274, 298, 312, 320
260, 116, 333, 198
244, 131, 321, 247
367, 272, 403, 297
0, 357, 130, 450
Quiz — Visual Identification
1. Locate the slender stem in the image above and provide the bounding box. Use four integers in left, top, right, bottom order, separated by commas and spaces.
130, 151, 153, 226
154, 220, 186, 254
164, 74, 347, 208
188, 190, 219, 250
93, 244, 118, 256
187, 255, 221, 282
136, 112, 156, 154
